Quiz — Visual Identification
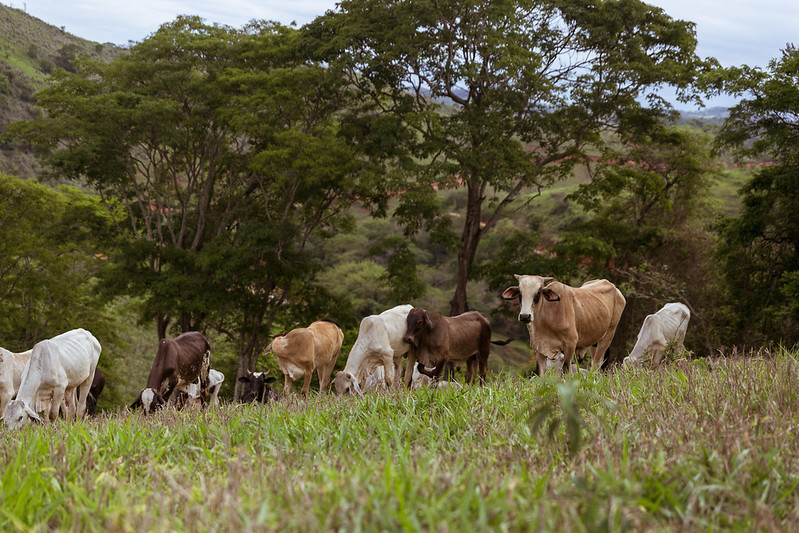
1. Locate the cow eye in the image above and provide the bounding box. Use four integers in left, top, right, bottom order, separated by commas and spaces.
534, 291, 541, 304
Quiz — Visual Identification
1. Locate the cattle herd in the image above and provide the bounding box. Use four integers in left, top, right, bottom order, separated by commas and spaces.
0, 275, 691, 428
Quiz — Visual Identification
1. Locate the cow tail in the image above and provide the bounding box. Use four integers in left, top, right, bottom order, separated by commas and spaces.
491, 338, 514, 346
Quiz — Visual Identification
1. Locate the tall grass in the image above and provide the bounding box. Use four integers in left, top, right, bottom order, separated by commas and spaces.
1, 350, 798, 531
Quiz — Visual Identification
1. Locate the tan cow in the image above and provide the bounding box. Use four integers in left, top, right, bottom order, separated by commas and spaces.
502, 275, 626, 375
267, 319, 344, 395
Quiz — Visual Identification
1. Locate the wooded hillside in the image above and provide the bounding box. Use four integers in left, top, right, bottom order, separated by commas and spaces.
1, 2, 796, 407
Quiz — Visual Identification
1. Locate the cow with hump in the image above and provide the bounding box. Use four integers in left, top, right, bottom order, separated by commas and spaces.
623, 302, 690, 368
131, 331, 210, 414
266, 319, 343, 395
402, 308, 510, 385
332, 304, 415, 395
2, 328, 101, 429
502, 275, 626, 375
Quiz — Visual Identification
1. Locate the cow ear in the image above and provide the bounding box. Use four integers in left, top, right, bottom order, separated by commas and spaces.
237, 376, 251, 383
265, 377, 276, 384
501, 286, 520, 300
542, 288, 560, 302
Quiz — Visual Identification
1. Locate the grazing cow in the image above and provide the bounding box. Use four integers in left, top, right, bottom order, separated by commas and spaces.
238, 370, 279, 403
131, 331, 210, 414
402, 308, 511, 385
502, 275, 626, 375
623, 303, 691, 368
2, 329, 101, 429
267, 319, 344, 396
332, 304, 415, 395
86, 367, 105, 416
185, 369, 225, 408
0, 347, 32, 414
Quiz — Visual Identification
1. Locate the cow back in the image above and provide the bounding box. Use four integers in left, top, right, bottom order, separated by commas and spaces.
308, 320, 344, 367
540, 280, 624, 347
147, 331, 209, 389
443, 311, 491, 362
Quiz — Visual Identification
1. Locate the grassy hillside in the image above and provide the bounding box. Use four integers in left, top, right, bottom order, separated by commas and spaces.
0, 350, 795, 530
0, 3, 122, 179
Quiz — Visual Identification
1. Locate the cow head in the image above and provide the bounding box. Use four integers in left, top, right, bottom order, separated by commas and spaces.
403, 308, 432, 348
2, 400, 42, 429
130, 388, 165, 414
502, 274, 559, 323
332, 371, 365, 396
238, 371, 278, 403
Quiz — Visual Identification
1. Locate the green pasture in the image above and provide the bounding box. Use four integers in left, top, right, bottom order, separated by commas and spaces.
2, 350, 798, 531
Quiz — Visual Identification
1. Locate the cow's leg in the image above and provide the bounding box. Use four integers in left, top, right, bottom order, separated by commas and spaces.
477, 351, 489, 385
464, 357, 476, 384
317, 361, 335, 393
592, 334, 614, 370
300, 370, 313, 395
392, 355, 403, 389
535, 352, 547, 377
651, 346, 665, 368
403, 353, 417, 388
562, 343, 577, 375
382, 352, 395, 388
283, 374, 294, 396
75, 371, 94, 419
50, 387, 65, 422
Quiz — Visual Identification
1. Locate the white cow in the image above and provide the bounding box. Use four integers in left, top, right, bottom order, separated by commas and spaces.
332, 304, 415, 395
186, 369, 224, 407
623, 303, 690, 368
2, 329, 101, 429
0, 348, 32, 413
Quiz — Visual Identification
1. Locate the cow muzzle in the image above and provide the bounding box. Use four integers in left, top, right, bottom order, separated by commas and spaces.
519, 313, 532, 324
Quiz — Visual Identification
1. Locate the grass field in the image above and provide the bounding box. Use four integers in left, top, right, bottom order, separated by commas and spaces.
2, 350, 798, 531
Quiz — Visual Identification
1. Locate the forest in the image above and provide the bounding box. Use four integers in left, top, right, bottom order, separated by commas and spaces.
1, 0, 798, 406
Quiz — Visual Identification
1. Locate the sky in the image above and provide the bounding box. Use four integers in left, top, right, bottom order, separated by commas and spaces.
6, 0, 799, 108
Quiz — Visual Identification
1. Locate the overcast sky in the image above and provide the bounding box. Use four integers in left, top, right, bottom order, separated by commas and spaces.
7, 0, 799, 107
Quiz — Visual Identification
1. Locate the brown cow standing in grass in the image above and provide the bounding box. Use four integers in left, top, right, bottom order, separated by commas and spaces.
131, 331, 210, 414
402, 308, 511, 385
502, 275, 626, 375
266, 319, 344, 395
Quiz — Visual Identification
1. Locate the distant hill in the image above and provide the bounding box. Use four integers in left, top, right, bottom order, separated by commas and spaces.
0, 3, 123, 179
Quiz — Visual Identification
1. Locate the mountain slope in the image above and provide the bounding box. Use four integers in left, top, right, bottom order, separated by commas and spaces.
0, 3, 123, 179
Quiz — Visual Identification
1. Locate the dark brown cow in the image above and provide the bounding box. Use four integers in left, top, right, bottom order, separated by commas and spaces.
238, 370, 280, 403
402, 308, 510, 385
130, 331, 210, 414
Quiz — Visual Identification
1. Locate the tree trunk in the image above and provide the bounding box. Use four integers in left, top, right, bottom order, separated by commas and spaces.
449, 179, 483, 316
233, 350, 258, 401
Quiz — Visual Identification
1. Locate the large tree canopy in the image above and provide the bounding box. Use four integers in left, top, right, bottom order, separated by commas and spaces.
307, 0, 710, 314
713, 45, 799, 345
7, 17, 390, 397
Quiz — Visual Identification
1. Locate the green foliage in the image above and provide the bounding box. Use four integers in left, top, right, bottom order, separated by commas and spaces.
1, 354, 799, 530
713, 46, 799, 345
308, 0, 711, 313
0, 174, 114, 348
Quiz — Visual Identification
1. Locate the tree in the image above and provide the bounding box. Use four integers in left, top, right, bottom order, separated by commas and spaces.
0, 173, 114, 350
307, 0, 709, 314
6, 18, 391, 398
712, 45, 799, 344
